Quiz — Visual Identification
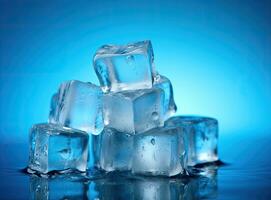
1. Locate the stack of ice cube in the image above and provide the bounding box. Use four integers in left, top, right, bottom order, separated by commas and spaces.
28, 40, 219, 177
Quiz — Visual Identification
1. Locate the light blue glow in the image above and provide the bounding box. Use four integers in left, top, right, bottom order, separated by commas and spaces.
0, 0, 271, 142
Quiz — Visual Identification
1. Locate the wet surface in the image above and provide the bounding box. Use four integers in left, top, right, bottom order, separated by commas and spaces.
1, 132, 271, 199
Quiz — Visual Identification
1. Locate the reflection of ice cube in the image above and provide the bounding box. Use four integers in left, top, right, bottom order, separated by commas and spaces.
93, 40, 155, 92
49, 80, 104, 135
134, 177, 187, 200
154, 74, 177, 118
92, 175, 194, 200
104, 88, 165, 134
165, 116, 218, 166
93, 176, 134, 200
186, 167, 218, 199
28, 123, 88, 173
132, 126, 186, 177
30, 175, 88, 200
93, 128, 133, 171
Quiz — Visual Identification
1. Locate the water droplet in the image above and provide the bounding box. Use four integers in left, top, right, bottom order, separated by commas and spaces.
152, 112, 159, 121
126, 55, 135, 65
151, 138, 155, 145
35, 185, 40, 192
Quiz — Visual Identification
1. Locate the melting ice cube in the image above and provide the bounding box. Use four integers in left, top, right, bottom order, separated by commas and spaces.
49, 80, 104, 135
28, 123, 89, 173
93, 128, 133, 171
132, 126, 187, 177
103, 88, 165, 134
165, 116, 218, 166
93, 40, 155, 92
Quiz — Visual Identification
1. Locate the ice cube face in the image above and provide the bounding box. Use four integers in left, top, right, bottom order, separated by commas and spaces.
28, 123, 89, 173
49, 80, 104, 135
154, 74, 177, 118
165, 116, 218, 166
30, 175, 88, 200
93, 128, 133, 171
48, 93, 58, 123
132, 127, 187, 177
93, 40, 155, 92
104, 88, 165, 134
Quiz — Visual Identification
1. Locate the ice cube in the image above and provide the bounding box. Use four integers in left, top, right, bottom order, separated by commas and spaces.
30, 175, 88, 200
132, 126, 187, 177
28, 123, 89, 173
93, 128, 133, 171
93, 40, 155, 92
104, 88, 165, 134
165, 116, 218, 166
154, 74, 177, 118
49, 80, 104, 135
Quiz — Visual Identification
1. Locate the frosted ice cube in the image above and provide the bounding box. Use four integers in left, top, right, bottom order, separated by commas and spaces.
154, 74, 177, 118
30, 175, 88, 200
165, 116, 218, 166
132, 126, 187, 177
49, 80, 104, 135
93, 128, 133, 171
93, 40, 155, 92
28, 123, 89, 173
104, 88, 165, 134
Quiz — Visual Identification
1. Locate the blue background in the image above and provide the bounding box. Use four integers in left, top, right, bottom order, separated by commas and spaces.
1, 0, 271, 143
1, 1, 271, 199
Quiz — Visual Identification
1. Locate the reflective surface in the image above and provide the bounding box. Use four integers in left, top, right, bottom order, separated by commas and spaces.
1, 132, 271, 199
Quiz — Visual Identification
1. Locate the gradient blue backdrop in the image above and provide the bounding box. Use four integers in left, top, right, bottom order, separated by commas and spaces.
0, 0, 271, 144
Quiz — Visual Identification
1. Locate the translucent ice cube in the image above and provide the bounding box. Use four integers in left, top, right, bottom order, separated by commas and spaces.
154, 74, 177, 118
28, 123, 89, 173
104, 88, 165, 134
49, 80, 104, 135
93, 128, 133, 171
132, 126, 187, 177
30, 175, 88, 200
93, 40, 155, 92
165, 116, 218, 166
